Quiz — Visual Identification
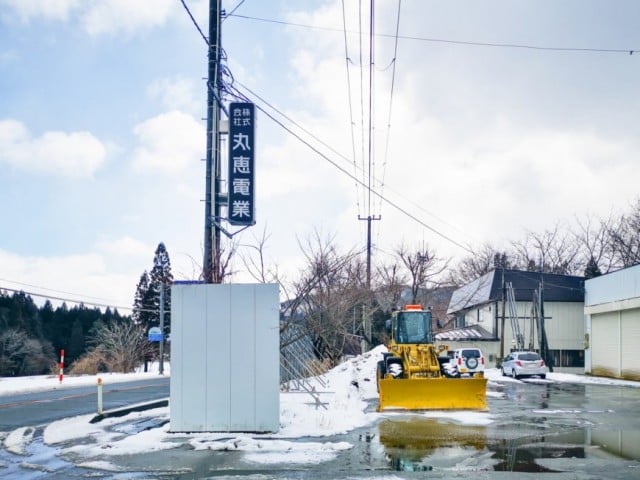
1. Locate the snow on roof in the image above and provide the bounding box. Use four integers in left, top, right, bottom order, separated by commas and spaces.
435, 325, 494, 341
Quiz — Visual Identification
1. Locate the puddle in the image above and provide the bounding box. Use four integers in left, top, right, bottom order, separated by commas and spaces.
379, 413, 640, 473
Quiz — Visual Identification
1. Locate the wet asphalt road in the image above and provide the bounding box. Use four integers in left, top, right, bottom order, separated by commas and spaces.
0, 377, 170, 430
2, 376, 640, 479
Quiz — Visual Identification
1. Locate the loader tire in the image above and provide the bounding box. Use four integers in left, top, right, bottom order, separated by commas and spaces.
385, 357, 404, 378
376, 361, 386, 392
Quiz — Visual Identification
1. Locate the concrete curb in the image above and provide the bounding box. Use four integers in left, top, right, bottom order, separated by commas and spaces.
89, 398, 169, 424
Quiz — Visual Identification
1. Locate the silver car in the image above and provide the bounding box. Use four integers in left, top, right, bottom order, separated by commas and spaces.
501, 351, 547, 379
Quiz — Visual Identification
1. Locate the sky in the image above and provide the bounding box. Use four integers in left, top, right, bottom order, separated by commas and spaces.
1, 1, 639, 311
2, 346, 639, 475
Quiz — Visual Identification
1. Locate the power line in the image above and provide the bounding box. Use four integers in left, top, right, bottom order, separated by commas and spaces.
230, 81, 474, 254
377, 0, 402, 227
0, 278, 119, 305
181, 5, 474, 253
0, 285, 137, 313
178, 0, 208, 45
340, 0, 361, 219
227, 13, 639, 55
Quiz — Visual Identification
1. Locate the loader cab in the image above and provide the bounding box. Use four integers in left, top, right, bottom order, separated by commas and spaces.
390, 305, 433, 344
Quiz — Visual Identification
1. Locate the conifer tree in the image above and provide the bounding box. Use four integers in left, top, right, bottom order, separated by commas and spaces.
584, 256, 602, 279
150, 242, 174, 337
132, 243, 174, 337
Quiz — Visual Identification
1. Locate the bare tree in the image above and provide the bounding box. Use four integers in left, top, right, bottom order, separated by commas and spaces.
0, 329, 51, 376
574, 212, 617, 275
239, 226, 280, 284
608, 198, 640, 269
284, 231, 373, 366
374, 261, 408, 312
89, 321, 155, 373
448, 243, 508, 286
510, 222, 582, 275
395, 242, 448, 304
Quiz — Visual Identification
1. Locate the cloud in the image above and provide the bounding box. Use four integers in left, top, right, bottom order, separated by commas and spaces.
80, 0, 175, 36
0, 119, 106, 178
147, 76, 202, 116
0, 0, 81, 22
0, 236, 162, 310
131, 111, 205, 173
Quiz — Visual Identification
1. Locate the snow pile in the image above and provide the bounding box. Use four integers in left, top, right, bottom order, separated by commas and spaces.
40, 349, 384, 466
0, 361, 169, 396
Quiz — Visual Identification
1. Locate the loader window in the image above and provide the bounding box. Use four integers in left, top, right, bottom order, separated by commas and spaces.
395, 311, 432, 344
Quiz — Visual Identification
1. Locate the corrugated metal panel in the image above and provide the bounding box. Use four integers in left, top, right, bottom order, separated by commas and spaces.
591, 311, 619, 376
585, 264, 640, 307
621, 308, 640, 379
543, 302, 585, 350
170, 283, 280, 433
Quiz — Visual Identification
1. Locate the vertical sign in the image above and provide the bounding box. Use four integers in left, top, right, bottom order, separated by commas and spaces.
228, 102, 256, 226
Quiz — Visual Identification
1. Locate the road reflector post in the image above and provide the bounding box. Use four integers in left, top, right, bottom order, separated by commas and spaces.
97, 377, 103, 414
59, 349, 64, 384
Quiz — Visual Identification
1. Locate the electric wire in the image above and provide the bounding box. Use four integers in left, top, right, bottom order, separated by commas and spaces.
358, 0, 366, 219
341, 0, 361, 219
367, 0, 375, 219
377, 0, 401, 221
0, 285, 139, 313
229, 80, 474, 254
180, 4, 474, 253
0, 278, 119, 305
178, 0, 208, 45
227, 14, 639, 55
222, 0, 245, 22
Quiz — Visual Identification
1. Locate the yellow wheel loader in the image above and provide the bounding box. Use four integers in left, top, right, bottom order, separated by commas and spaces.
376, 305, 487, 411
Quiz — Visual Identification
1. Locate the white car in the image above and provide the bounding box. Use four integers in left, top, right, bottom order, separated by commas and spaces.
445, 348, 485, 377
501, 351, 547, 379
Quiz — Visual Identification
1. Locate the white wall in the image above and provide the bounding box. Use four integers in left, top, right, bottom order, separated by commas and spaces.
169, 283, 280, 433
585, 265, 640, 380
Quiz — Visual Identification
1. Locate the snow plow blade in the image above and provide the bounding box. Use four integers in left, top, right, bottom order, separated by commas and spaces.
377, 377, 487, 411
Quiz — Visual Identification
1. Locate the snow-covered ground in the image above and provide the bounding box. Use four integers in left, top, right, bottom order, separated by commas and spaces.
2, 346, 639, 472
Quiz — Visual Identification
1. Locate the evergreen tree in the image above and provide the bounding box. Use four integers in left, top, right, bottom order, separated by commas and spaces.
68, 318, 85, 362
132, 243, 174, 337
584, 256, 602, 279
132, 271, 155, 332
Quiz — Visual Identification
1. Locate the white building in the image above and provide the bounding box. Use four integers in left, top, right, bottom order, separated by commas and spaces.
584, 264, 640, 381
441, 269, 585, 373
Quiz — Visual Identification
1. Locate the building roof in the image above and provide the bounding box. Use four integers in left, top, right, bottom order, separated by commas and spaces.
448, 269, 585, 314
435, 324, 495, 341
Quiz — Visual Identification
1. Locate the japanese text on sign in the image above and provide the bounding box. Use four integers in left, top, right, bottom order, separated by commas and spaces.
228, 102, 255, 226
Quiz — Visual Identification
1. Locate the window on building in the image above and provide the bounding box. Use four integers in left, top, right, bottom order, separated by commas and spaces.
548, 349, 584, 368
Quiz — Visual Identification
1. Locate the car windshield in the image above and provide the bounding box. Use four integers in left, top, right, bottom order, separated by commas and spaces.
518, 353, 541, 361
395, 311, 432, 344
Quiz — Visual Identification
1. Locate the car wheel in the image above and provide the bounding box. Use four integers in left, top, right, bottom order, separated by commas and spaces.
511, 369, 518, 379
501, 368, 506, 376
465, 357, 479, 369
540, 374, 546, 379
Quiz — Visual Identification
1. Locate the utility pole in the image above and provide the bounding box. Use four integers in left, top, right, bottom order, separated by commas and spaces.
203, 0, 222, 283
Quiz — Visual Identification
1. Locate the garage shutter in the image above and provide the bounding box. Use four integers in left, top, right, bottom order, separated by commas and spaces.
591, 312, 619, 376
621, 308, 640, 378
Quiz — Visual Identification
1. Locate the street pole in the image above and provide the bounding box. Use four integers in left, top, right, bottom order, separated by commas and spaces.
203, 0, 222, 283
